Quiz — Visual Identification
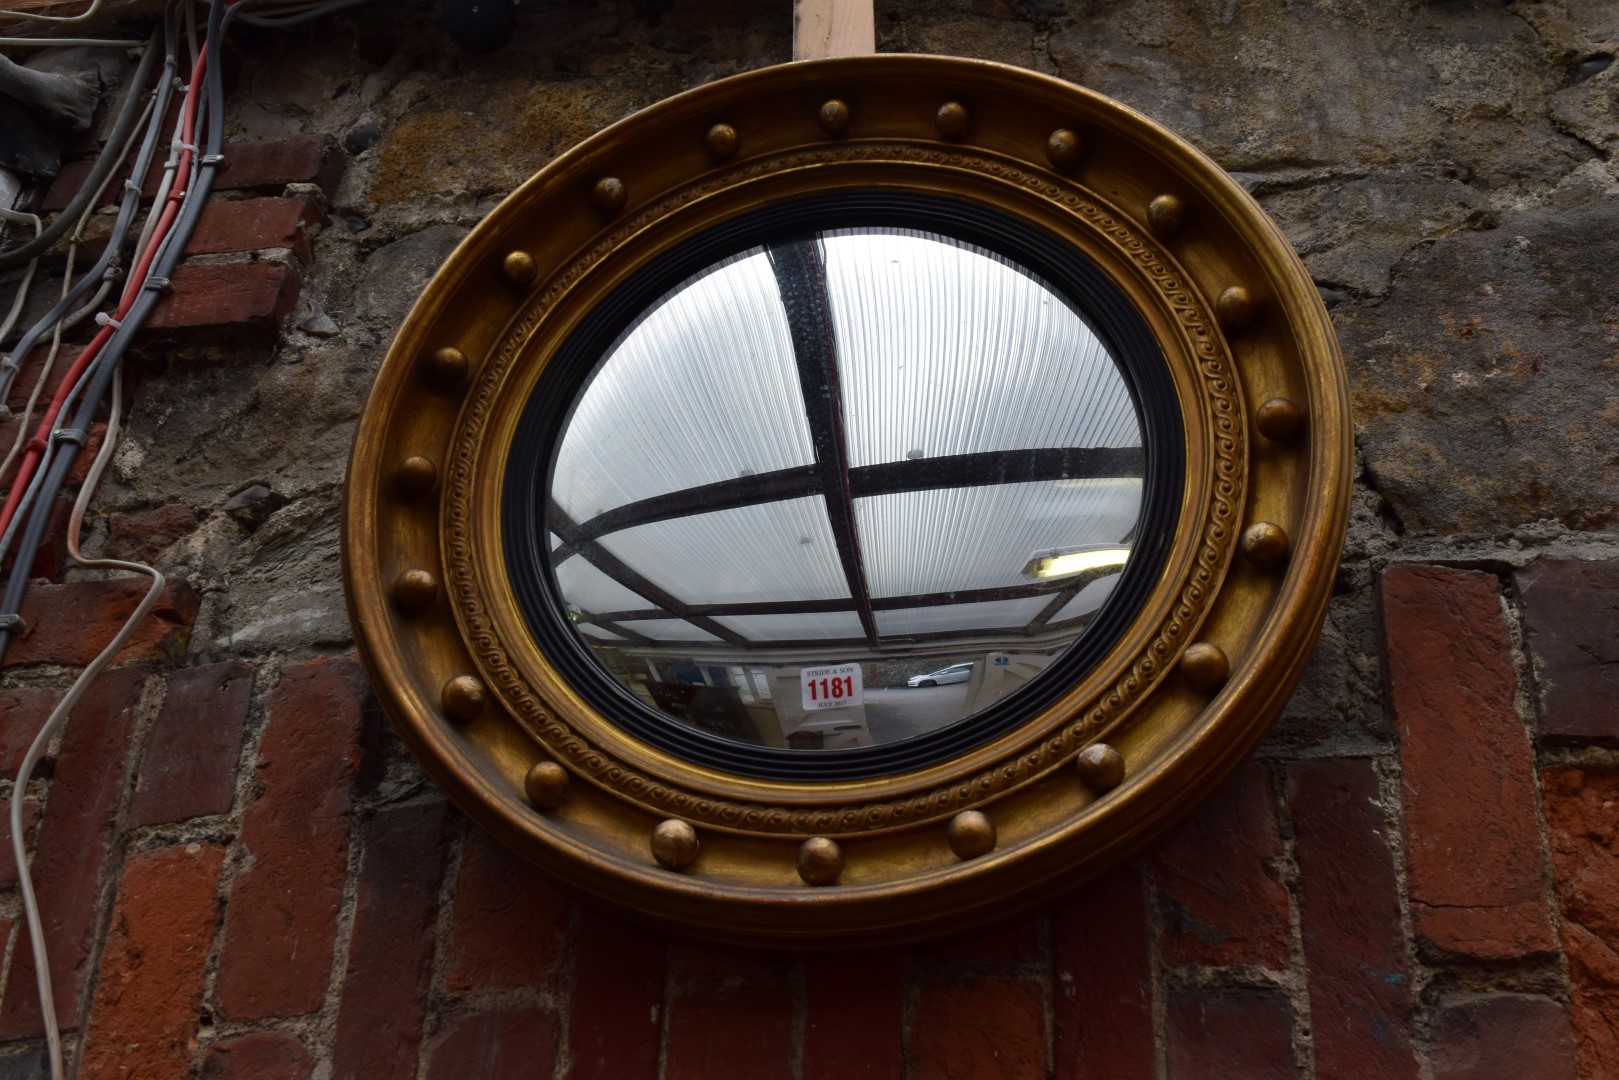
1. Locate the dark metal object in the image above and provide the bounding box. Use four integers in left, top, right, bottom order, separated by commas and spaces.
441, 0, 516, 53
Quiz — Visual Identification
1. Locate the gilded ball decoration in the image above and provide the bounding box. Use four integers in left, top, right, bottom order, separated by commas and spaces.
651, 819, 700, 870
947, 811, 997, 859
1241, 522, 1291, 570
1216, 285, 1258, 330
1147, 194, 1186, 236
1255, 397, 1305, 443
525, 760, 571, 808
440, 674, 487, 723
1076, 743, 1125, 793
818, 98, 850, 136
1045, 128, 1082, 171
425, 346, 468, 389
593, 176, 627, 213
705, 123, 739, 161
391, 568, 438, 614
797, 837, 844, 886
502, 249, 537, 286
935, 101, 969, 139
1179, 642, 1231, 693
394, 455, 438, 499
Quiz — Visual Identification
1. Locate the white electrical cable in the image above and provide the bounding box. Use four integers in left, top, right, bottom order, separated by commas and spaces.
0, 0, 105, 24
12, 366, 159, 1080
0, 213, 41, 346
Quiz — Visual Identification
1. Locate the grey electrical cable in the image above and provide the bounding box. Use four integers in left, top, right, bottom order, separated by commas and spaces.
0, 35, 140, 47
0, 318, 106, 568
0, 30, 160, 272
0, 26, 176, 401
0, 0, 219, 658
0, 84, 153, 484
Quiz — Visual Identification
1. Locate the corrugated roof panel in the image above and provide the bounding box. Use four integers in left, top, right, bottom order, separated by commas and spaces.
624, 619, 724, 643
594, 495, 850, 606
551, 249, 813, 522
875, 595, 1056, 636
856, 479, 1142, 598
712, 611, 867, 641
554, 553, 658, 615
1050, 574, 1121, 624
822, 230, 1141, 469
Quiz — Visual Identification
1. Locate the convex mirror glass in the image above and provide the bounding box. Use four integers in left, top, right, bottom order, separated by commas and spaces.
543, 228, 1147, 754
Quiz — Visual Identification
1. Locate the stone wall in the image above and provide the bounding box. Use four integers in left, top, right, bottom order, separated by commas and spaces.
1, 0, 1617, 1076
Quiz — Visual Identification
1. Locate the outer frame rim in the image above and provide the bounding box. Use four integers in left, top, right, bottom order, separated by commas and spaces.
341, 53, 1351, 945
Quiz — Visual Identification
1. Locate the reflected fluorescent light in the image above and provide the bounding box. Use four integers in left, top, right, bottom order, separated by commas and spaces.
1026, 547, 1131, 579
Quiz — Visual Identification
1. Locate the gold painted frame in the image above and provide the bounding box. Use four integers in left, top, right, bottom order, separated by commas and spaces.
343, 55, 1350, 945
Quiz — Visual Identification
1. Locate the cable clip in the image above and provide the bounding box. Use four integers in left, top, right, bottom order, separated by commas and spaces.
51, 427, 87, 447
200, 153, 227, 167
145, 276, 173, 295
171, 140, 198, 154
0, 355, 16, 373
95, 312, 124, 330
123, 179, 142, 195
0, 615, 28, 638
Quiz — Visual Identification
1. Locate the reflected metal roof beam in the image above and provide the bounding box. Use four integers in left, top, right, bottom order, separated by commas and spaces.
582, 575, 1101, 624
563, 447, 1144, 547
548, 500, 752, 648
848, 446, 1143, 497
1026, 584, 1082, 634
769, 238, 881, 649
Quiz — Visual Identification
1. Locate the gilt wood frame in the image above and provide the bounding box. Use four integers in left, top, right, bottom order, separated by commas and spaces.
343, 55, 1350, 945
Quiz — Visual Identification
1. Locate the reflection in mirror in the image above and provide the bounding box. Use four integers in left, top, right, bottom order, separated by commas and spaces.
546, 229, 1145, 751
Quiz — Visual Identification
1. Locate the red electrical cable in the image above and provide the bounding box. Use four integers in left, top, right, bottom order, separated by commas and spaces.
0, 44, 208, 540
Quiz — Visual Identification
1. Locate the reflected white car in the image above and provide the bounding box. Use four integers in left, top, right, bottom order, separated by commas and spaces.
908, 662, 973, 687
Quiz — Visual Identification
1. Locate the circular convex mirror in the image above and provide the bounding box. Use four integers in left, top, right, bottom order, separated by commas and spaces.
525, 224, 1172, 776
343, 54, 1352, 946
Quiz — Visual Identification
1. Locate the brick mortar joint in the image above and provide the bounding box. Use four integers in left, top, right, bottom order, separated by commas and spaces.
1370, 750, 1439, 1067
1266, 762, 1318, 1079
192, 655, 323, 1068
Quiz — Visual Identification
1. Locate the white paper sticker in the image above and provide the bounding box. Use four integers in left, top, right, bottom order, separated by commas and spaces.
800, 663, 863, 711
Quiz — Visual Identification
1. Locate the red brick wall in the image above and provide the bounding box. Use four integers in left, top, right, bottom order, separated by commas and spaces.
0, 559, 1613, 1077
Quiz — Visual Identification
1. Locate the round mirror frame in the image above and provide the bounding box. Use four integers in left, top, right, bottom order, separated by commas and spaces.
343, 54, 1351, 946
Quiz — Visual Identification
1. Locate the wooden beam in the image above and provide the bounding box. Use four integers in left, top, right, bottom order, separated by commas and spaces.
792, 0, 874, 60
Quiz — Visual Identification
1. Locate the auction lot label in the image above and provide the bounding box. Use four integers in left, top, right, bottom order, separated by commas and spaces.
801, 664, 863, 711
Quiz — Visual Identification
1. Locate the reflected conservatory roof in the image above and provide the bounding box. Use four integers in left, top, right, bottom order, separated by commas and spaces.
547, 229, 1145, 653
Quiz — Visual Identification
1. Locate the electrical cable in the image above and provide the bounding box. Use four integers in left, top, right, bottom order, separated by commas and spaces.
4, 6, 218, 1063
0, 0, 105, 24
0, 37, 176, 404
0, 86, 154, 486
1, 5, 327, 1074
0, 35, 140, 46
0, 17, 181, 569
0, 0, 220, 646
0, 46, 172, 411
233, 0, 376, 28
0, 30, 160, 272
10, 368, 161, 1080
0, 212, 41, 346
